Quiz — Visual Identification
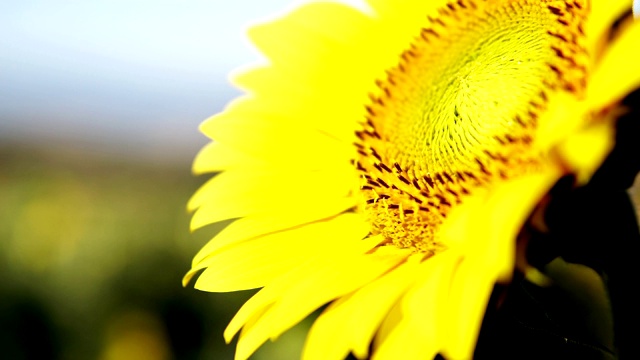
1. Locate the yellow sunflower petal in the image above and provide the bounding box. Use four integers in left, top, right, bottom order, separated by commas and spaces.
189, 197, 355, 269
245, 0, 419, 92
443, 169, 562, 280
235, 304, 272, 360
223, 233, 385, 344
234, 248, 409, 360
248, 3, 374, 70
187, 166, 355, 213
587, 0, 633, 54
303, 253, 421, 360
588, 18, 640, 110
373, 251, 459, 360
192, 141, 266, 174
556, 121, 615, 184
534, 92, 588, 154
365, 0, 449, 51
371, 294, 404, 357
439, 170, 561, 359
188, 167, 356, 229
440, 258, 495, 360
372, 321, 435, 360
200, 106, 352, 169
302, 297, 354, 360
229, 75, 366, 142
189, 213, 370, 292
240, 4, 382, 141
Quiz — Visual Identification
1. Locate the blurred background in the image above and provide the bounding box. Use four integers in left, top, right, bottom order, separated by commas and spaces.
0, 1, 326, 359
1, 1, 638, 360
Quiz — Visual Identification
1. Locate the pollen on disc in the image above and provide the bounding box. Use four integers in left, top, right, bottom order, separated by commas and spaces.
354, 0, 588, 253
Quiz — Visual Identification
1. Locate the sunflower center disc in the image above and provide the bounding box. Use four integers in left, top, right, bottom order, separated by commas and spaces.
355, 0, 588, 253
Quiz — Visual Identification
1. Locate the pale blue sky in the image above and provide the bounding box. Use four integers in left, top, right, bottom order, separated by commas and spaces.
0, 1, 299, 161
1, 1, 636, 162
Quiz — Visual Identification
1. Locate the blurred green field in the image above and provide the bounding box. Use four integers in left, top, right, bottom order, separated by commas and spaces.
0, 145, 312, 360
1, 144, 638, 360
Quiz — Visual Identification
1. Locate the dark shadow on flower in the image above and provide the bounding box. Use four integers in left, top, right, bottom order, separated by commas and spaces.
475, 87, 640, 360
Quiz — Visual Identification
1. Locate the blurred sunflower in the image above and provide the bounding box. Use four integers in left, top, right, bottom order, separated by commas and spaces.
185, 1, 640, 359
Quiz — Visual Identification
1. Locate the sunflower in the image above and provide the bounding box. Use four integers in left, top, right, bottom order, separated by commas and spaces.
185, 1, 640, 359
